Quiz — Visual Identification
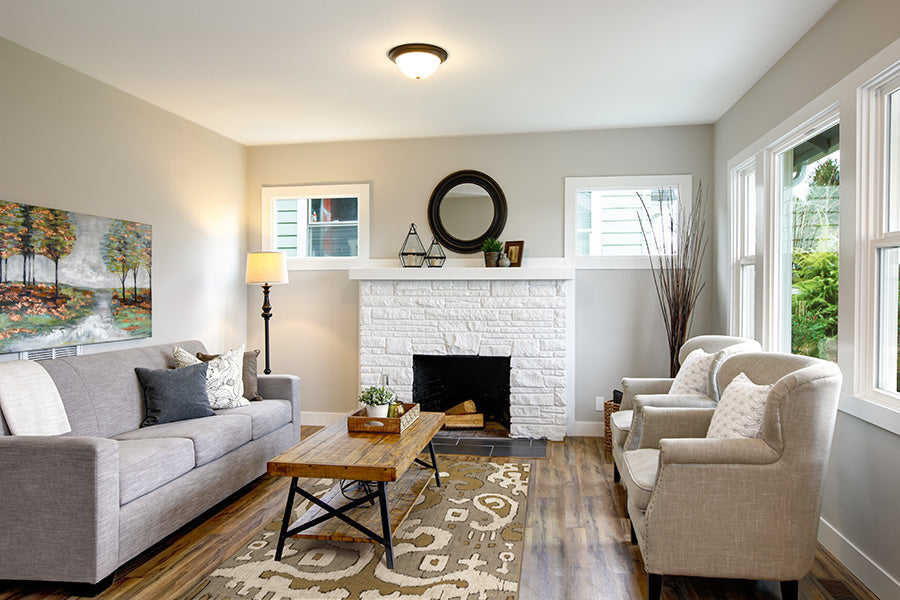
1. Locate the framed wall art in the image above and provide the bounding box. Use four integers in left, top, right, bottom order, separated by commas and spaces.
0, 200, 151, 354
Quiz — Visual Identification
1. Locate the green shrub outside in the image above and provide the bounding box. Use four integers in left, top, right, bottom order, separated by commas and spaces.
791, 251, 838, 361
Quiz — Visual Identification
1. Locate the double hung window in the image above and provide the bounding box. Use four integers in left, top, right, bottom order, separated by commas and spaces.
261, 183, 370, 269
565, 175, 692, 268
863, 70, 900, 395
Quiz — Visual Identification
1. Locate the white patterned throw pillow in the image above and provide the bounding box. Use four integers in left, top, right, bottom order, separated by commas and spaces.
174, 345, 248, 410
668, 348, 715, 395
707, 372, 773, 439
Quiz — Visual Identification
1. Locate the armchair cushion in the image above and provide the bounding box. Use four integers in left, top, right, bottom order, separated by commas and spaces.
669, 348, 715, 395
707, 372, 773, 439
622, 448, 659, 511
610, 410, 633, 446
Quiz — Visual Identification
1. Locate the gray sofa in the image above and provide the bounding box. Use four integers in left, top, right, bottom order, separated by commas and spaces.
0, 340, 300, 588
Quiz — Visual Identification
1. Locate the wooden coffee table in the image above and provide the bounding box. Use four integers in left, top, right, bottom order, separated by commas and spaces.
267, 410, 445, 568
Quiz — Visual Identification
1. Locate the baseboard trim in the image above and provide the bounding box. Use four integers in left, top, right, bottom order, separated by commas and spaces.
571, 421, 604, 437
819, 516, 900, 599
300, 411, 345, 426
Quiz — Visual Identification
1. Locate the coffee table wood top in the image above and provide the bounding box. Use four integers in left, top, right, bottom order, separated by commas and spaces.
268, 411, 445, 482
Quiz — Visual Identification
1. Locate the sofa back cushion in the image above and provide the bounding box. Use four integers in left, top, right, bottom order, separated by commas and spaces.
25, 340, 206, 438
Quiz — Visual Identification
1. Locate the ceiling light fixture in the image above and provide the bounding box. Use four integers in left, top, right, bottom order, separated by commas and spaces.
388, 43, 448, 80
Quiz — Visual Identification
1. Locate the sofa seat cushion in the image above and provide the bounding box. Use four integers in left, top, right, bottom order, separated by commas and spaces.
215, 400, 291, 440
622, 448, 659, 511
610, 410, 633, 446
115, 414, 252, 466
117, 438, 195, 505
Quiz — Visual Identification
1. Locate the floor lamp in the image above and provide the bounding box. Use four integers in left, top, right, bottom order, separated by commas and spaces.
246, 251, 289, 374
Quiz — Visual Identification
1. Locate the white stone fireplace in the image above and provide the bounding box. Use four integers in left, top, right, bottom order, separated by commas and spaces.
351, 266, 574, 440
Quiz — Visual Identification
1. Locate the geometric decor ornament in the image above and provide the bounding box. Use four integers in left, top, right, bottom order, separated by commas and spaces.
425, 237, 446, 268
398, 223, 426, 268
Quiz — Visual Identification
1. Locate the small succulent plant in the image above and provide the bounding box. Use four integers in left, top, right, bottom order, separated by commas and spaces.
481, 238, 503, 253
358, 385, 394, 406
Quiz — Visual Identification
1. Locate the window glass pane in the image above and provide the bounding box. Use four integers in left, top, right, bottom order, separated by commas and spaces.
877, 246, 900, 393
308, 224, 358, 257
740, 263, 755, 338
576, 187, 678, 257
273, 196, 359, 258
887, 87, 900, 232
780, 123, 839, 360
744, 170, 757, 256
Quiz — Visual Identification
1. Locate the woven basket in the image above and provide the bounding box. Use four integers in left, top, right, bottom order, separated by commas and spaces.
603, 399, 621, 453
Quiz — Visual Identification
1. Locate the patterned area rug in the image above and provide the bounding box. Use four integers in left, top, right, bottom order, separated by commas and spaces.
184, 459, 530, 600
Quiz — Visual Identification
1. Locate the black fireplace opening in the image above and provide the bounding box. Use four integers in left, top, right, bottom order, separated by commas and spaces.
412, 354, 511, 429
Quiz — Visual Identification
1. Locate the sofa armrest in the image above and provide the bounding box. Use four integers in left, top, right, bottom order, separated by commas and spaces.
0, 436, 119, 584
636, 406, 715, 449
258, 373, 301, 442
620, 377, 674, 410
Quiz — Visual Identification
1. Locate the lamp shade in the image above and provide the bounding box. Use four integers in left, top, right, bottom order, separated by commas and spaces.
246, 251, 289, 284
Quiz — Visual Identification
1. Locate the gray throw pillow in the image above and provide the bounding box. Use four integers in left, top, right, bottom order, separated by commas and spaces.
136, 362, 215, 427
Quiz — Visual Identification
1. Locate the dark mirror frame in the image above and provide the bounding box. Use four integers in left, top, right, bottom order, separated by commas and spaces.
427, 170, 507, 254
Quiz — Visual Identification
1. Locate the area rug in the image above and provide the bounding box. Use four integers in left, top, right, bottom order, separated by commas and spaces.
183, 459, 530, 600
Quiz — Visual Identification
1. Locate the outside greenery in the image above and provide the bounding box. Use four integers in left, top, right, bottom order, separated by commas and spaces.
791, 157, 839, 361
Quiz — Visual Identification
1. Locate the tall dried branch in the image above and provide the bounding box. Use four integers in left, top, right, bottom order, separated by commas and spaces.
639, 182, 708, 376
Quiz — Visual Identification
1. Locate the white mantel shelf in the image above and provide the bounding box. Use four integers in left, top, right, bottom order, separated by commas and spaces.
349, 266, 575, 281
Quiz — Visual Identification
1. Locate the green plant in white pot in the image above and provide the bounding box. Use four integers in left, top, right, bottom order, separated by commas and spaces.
358, 385, 394, 418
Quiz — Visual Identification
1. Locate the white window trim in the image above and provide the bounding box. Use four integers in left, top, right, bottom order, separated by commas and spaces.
761, 107, 840, 353
857, 63, 900, 405
564, 174, 693, 269
728, 157, 757, 337
261, 183, 370, 270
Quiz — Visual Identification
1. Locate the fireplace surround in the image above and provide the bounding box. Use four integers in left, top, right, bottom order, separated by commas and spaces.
353, 267, 573, 440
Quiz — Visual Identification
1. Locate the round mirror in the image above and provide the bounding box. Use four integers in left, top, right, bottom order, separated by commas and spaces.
427, 170, 507, 254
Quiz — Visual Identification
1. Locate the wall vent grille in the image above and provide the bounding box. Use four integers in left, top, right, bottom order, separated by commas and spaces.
19, 346, 81, 361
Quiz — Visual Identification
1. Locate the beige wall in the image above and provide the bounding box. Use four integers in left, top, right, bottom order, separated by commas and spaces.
0, 37, 247, 355
247, 125, 715, 427
713, 0, 900, 596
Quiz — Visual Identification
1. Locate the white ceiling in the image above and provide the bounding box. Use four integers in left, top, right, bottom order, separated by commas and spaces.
0, 0, 838, 146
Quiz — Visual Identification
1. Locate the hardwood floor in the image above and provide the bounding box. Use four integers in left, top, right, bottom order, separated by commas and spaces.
0, 428, 880, 600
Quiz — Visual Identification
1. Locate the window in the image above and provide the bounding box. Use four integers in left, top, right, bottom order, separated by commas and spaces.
772, 121, 840, 361
564, 175, 692, 268
261, 183, 370, 269
730, 161, 757, 338
861, 68, 900, 397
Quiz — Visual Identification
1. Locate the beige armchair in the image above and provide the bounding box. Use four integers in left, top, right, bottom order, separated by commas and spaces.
619, 352, 842, 600
611, 335, 760, 483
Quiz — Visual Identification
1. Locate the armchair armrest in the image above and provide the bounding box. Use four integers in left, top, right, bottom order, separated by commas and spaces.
623, 395, 713, 451
659, 437, 780, 465
258, 373, 301, 442
636, 406, 715, 449
643, 436, 793, 578
620, 377, 674, 410
0, 436, 119, 584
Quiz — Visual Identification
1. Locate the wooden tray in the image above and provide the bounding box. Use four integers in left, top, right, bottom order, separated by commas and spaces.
347, 403, 420, 434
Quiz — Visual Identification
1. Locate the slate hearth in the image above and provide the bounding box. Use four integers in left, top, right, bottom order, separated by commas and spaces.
432, 431, 547, 458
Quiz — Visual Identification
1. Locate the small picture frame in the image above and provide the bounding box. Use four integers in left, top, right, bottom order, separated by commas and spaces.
504, 240, 524, 267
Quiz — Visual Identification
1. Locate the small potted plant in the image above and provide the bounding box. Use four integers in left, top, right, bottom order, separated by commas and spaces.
358, 385, 394, 418
481, 237, 503, 267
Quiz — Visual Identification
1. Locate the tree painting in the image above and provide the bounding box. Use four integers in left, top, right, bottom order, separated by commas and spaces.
0, 200, 152, 353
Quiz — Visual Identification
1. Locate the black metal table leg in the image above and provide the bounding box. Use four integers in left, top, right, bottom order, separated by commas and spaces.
377, 481, 394, 568
275, 477, 298, 561
427, 440, 441, 487
413, 440, 442, 487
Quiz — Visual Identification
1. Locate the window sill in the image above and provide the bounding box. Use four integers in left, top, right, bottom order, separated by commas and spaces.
839, 393, 900, 437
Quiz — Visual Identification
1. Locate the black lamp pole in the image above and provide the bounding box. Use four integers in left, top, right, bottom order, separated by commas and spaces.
260, 282, 273, 374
